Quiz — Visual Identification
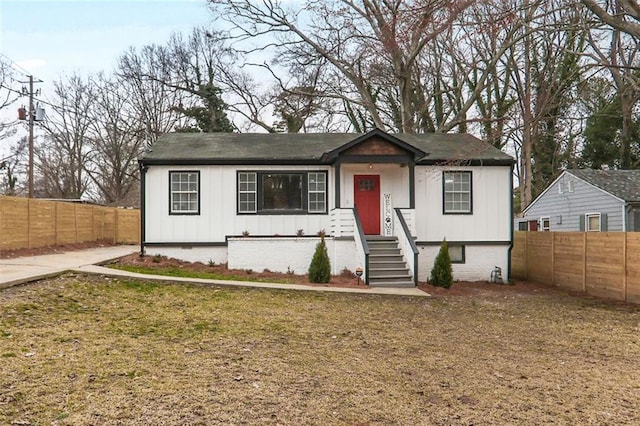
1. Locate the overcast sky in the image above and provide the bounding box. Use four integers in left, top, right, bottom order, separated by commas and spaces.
1, 0, 215, 157
1, 0, 212, 89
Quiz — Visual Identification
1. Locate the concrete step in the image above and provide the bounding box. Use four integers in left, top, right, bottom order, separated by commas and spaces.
368, 280, 415, 288
370, 254, 404, 262
368, 248, 401, 256
368, 273, 413, 282
367, 241, 400, 249
369, 268, 411, 277
368, 260, 407, 269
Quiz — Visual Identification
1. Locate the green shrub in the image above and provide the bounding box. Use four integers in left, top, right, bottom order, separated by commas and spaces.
308, 236, 331, 283
430, 239, 453, 288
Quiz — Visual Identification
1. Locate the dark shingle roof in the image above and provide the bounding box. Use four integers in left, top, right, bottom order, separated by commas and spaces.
140, 132, 513, 165
568, 169, 640, 202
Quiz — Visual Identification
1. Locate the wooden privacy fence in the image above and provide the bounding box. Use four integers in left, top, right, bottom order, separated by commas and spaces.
512, 231, 640, 303
0, 196, 140, 251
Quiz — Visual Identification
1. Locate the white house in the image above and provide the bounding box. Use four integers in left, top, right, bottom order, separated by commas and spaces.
139, 129, 515, 287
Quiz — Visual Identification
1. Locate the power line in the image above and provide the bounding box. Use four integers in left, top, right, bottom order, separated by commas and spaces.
0, 53, 40, 80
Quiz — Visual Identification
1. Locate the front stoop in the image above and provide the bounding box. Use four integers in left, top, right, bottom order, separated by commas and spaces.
366, 236, 414, 288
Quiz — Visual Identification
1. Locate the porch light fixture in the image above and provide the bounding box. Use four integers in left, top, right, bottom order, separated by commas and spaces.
368, 163, 373, 169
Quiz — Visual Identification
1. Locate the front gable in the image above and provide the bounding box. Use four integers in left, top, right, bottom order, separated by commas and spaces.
321, 129, 427, 164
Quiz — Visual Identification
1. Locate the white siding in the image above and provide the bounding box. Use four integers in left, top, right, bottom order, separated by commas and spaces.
520, 173, 625, 231
228, 237, 357, 275
340, 163, 410, 209
145, 246, 228, 264
414, 166, 512, 242
145, 165, 334, 243
418, 244, 508, 282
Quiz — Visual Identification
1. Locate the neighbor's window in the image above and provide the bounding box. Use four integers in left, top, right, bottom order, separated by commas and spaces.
238, 171, 327, 214
238, 172, 257, 213
169, 171, 199, 215
443, 171, 472, 214
586, 213, 601, 232
540, 217, 550, 232
448, 245, 465, 263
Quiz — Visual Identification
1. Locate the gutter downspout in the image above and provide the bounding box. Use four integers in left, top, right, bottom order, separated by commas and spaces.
508, 163, 514, 283
139, 161, 147, 257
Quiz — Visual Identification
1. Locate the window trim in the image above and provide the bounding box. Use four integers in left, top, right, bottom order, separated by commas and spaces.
442, 171, 473, 215
540, 216, 550, 232
448, 244, 465, 264
238, 172, 257, 214
585, 212, 601, 232
307, 172, 327, 214
169, 170, 200, 215
237, 170, 329, 215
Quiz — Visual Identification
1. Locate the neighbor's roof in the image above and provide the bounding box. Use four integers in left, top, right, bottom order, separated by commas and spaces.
568, 169, 640, 202
140, 131, 514, 165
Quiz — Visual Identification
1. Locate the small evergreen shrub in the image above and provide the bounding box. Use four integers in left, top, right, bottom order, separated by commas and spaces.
430, 239, 453, 288
308, 236, 331, 283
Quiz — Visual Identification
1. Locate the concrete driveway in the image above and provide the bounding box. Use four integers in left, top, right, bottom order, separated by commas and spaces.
0, 245, 138, 288
0, 245, 428, 296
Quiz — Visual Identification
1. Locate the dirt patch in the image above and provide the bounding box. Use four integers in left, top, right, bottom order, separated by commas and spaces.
110, 253, 361, 287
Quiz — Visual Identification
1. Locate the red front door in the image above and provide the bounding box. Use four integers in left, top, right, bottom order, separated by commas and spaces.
354, 175, 380, 235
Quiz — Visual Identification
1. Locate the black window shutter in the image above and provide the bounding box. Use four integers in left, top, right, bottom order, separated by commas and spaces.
579, 215, 585, 231
601, 213, 608, 231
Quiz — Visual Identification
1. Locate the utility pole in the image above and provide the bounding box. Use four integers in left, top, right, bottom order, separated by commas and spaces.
18, 75, 42, 198
28, 75, 34, 198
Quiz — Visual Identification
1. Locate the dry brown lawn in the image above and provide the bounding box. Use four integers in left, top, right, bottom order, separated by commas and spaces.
1, 274, 639, 425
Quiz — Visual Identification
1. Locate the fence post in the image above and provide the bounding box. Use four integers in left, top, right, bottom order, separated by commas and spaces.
551, 233, 555, 286
54, 202, 59, 245
582, 232, 587, 292
114, 208, 119, 244
623, 233, 628, 302
524, 232, 529, 281
27, 198, 32, 249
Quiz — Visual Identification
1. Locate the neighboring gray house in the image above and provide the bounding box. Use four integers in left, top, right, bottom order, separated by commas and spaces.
517, 169, 640, 232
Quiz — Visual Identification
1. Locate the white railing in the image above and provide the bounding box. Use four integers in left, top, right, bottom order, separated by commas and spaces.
398, 208, 416, 235
394, 208, 418, 286
330, 208, 355, 237
350, 208, 369, 283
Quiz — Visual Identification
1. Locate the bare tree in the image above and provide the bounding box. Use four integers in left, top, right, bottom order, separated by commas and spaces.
37, 74, 93, 199
118, 28, 234, 135
85, 73, 145, 206
581, 0, 640, 38
118, 45, 187, 145
585, 22, 640, 169
506, 0, 590, 208
211, 0, 477, 133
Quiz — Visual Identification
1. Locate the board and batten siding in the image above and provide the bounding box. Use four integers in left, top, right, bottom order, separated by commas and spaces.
144, 165, 334, 243
339, 163, 410, 209
413, 165, 512, 242
520, 173, 624, 231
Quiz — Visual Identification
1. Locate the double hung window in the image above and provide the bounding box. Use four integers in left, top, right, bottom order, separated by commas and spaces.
169, 171, 199, 215
443, 171, 472, 214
